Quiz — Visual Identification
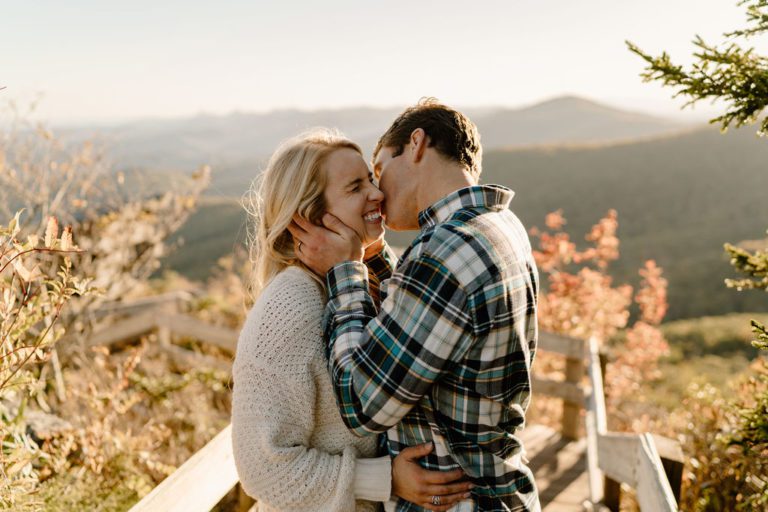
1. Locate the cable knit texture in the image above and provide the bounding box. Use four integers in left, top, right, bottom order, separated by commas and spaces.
232, 266, 388, 512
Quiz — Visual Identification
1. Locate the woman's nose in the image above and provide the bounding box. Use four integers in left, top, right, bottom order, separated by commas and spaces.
368, 184, 384, 203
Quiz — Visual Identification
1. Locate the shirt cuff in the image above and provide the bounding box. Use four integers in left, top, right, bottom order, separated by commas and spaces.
353, 456, 392, 502
364, 243, 396, 282
326, 260, 369, 296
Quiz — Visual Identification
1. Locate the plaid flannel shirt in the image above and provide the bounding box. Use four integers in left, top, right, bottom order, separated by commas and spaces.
324, 185, 540, 512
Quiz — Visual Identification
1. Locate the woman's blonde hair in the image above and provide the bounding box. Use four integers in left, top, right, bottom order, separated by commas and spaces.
243, 128, 362, 301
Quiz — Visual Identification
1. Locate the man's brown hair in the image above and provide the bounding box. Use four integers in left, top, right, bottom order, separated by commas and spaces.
373, 98, 482, 177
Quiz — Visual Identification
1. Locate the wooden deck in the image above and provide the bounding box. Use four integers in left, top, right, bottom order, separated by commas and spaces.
520, 424, 589, 511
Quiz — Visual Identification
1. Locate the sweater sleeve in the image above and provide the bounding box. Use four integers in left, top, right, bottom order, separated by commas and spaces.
353, 455, 392, 502
232, 356, 361, 512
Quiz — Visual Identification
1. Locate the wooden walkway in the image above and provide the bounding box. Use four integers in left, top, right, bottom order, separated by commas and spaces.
88, 294, 682, 512
520, 424, 589, 511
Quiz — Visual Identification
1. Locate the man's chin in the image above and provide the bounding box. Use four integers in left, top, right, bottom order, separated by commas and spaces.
383, 221, 416, 232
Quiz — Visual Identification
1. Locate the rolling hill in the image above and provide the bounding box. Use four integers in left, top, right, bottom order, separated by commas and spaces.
59, 96, 685, 182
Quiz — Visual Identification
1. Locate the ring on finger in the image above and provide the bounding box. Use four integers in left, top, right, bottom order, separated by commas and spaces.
431, 495, 441, 506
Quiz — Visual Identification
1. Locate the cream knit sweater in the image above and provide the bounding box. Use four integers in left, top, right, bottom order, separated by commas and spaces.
231, 266, 392, 512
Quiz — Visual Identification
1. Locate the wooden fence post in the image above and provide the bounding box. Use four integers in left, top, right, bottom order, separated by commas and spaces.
599, 351, 621, 510
156, 300, 178, 347
562, 356, 584, 440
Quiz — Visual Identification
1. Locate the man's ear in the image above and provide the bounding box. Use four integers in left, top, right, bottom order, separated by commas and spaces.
410, 128, 428, 164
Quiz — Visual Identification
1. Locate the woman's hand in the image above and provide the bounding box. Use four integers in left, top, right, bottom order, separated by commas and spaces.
391, 443, 474, 512
289, 213, 363, 275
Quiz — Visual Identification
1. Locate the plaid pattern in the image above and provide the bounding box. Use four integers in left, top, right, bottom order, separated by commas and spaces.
364, 244, 398, 306
324, 185, 540, 512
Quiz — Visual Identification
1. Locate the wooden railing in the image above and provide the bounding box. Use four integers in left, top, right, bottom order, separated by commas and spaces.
583, 337, 682, 512
86, 295, 683, 512
534, 333, 683, 511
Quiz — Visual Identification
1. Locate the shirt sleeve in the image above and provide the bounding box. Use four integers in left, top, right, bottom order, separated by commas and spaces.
323, 249, 474, 436
364, 242, 398, 306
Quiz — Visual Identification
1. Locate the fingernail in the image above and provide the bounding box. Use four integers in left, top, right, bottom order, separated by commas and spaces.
463, 492, 471, 498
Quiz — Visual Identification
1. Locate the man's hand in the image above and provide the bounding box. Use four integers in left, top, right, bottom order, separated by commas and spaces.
287, 213, 364, 276
391, 443, 474, 511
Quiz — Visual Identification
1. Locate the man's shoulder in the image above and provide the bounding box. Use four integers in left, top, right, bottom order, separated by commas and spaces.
405, 212, 527, 293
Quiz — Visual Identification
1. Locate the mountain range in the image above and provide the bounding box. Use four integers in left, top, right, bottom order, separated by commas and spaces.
60, 96, 766, 321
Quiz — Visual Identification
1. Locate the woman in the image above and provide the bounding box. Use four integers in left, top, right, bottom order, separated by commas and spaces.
231, 129, 473, 512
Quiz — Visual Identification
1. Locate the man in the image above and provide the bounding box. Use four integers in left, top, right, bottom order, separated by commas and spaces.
289, 98, 540, 511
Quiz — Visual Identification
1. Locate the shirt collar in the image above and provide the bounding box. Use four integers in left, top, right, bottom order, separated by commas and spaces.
417, 184, 515, 230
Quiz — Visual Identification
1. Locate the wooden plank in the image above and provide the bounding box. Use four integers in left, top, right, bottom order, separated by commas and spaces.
586, 337, 610, 508
158, 313, 239, 354
531, 376, 586, 405
561, 357, 584, 440
584, 408, 604, 504
86, 310, 157, 347
92, 291, 193, 319
159, 344, 231, 373
587, 337, 607, 434
535, 437, 589, 511
596, 433, 639, 487
651, 434, 684, 504
129, 424, 238, 512
538, 332, 587, 359
636, 434, 678, 512
650, 434, 684, 463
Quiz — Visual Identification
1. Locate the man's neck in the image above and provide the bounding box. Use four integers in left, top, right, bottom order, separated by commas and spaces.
416, 167, 477, 213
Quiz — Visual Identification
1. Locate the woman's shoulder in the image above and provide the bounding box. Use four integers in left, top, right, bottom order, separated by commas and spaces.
235, 266, 325, 368
255, 266, 324, 314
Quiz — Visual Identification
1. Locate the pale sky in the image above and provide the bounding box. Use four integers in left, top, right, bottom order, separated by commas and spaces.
3, 0, 766, 124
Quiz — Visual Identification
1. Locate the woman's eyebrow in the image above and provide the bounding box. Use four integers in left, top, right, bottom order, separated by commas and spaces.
345, 177, 364, 189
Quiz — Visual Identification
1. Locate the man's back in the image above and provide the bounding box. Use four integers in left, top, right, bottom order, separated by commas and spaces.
325, 185, 540, 512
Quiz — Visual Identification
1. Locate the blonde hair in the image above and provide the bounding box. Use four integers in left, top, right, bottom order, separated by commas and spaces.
243, 128, 362, 301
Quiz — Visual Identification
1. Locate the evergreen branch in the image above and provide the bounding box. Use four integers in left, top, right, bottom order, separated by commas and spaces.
752, 319, 768, 349
728, 0, 768, 37
627, 27, 768, 135
724, 242, 768, 290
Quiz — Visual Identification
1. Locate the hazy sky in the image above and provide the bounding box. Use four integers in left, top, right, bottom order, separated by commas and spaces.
3, 0, 766, 124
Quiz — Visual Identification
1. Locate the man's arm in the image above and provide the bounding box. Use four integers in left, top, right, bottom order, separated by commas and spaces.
323, 251, 474, 436
364, 242, 397, 306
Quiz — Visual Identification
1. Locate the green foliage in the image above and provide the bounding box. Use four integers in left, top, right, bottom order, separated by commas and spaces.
627, 0, 768, 136
1, 212, 94, 509
677, 377, 768, 511
725, 234, 768, 292
753, 319, 768, 349
629, 2, 768, 508
725, 236, 768, 348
